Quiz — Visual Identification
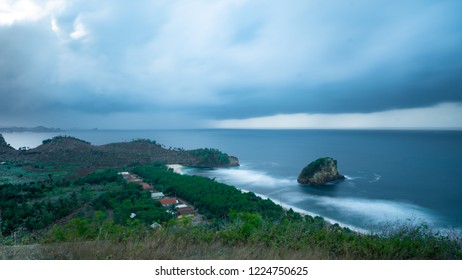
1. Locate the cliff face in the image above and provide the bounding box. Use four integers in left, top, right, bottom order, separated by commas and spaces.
0, 134, 8, 146
0, 134, 17, 159
297, 157, 345, 185
0, 134, 14, 150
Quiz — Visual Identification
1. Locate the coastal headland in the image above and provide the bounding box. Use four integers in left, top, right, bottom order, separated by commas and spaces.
0, 134, 238, 178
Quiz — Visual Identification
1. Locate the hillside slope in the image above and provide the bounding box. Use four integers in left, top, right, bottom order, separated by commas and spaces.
0, 135, 238, 176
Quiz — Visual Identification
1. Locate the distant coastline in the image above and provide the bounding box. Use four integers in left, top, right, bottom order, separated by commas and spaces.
0, 126, 62, 133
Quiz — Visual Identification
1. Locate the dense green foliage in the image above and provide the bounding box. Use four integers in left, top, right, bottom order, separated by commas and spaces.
0, 181, 79, 235
134, 165, 291, 221
187, 148, 231, 166
44, 212, 152, 243
92, 182, 173, 225
75, 169, 123, 185
1, 164, 461, 259
0, 168, 172, 240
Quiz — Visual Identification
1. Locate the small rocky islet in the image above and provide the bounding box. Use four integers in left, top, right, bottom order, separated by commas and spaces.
297, 157, 345, 186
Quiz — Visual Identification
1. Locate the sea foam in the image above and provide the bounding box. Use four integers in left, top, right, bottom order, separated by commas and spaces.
184, 164, 443, 233
314, 196, 437, 227
207, 166, 295, 188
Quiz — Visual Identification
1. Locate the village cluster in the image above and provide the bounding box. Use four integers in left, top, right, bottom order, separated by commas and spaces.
117, 172, 199, 226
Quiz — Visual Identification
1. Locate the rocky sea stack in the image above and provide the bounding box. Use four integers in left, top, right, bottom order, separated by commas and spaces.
297, 157, 345, 185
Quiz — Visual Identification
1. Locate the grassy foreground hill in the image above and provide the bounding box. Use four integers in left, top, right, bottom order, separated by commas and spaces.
1, 164, 461, 260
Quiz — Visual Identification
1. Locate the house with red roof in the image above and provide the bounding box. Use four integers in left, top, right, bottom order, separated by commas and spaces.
159, 197, 178, 207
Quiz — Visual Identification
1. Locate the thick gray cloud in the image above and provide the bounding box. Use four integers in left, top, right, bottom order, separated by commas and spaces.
1, 0, 462, 128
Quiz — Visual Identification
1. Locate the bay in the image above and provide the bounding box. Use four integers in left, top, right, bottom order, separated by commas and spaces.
3, 129, 462, 232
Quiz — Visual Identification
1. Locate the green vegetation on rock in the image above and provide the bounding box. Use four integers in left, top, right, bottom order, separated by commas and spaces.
298, 157, 345, 185
187, 148, 233, 167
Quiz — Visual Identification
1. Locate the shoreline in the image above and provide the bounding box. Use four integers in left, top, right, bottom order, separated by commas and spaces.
166, 164, 369, 234
169, 164, 462, 237
238, 187, 370, 234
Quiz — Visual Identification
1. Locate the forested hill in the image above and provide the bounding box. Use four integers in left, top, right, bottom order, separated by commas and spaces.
0, 135, 238, 174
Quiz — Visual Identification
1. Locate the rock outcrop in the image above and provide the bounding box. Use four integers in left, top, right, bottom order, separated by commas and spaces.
0, 133, 15, 150
0, 133, 17, 158
297, 157, 345, 185
0, 133, 8, 146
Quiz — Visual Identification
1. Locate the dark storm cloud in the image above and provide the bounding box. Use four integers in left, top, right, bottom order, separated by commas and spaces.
204, 59, 462, 119
0, 21, 58, 113
1, 0, 462, 128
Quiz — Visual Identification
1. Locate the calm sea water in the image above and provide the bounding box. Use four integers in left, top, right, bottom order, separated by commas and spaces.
3, 129, 462, 232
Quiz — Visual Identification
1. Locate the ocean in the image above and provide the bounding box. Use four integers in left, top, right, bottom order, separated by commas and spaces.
3, 129, 462, 232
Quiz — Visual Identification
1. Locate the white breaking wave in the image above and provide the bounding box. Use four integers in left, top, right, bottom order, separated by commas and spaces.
185, 165, 443, 233
344, 173, 381, 183
208, 167, 295, 188
166, 164, 186, 175
315, 196, 437, 226
275, 190, 440, 232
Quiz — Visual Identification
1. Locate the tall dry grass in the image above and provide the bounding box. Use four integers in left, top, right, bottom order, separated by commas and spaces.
1, 236, 327, 260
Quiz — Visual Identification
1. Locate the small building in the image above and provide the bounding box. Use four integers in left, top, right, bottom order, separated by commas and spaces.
151, 192, 165, 199
118, 172, 131, 180
177, 207, 195, 218
176, 204, 189, 209
159, 198, 178, 207
130, 213, 136, 219
138, 182, 153, 191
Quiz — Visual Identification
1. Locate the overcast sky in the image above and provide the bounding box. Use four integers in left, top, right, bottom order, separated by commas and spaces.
1, 0, 462, 129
